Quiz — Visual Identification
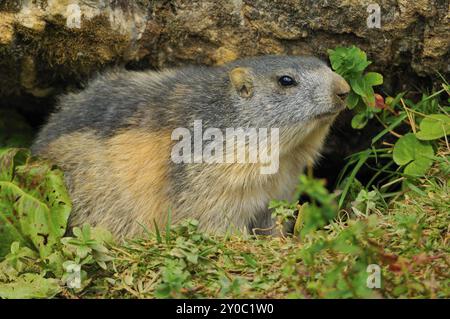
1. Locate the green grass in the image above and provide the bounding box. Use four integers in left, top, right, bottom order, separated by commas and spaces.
1, 106, 449, 299
0, 146, 448, 300
61, 165, 447, 299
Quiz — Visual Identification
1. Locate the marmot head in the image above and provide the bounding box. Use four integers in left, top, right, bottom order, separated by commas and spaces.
226, 55, 350, 128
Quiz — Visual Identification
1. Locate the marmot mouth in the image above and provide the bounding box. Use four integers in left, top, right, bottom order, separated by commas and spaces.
316, 104, 345, 119
315, 111, 340, 120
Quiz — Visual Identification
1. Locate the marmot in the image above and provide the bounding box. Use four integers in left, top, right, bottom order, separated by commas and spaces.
32, 55, 350, 239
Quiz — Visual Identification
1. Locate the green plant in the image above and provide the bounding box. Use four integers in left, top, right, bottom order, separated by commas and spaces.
0, 149, 115, 297
392, 133, 435, 176
415, 114, 450, 140
0, 224, 113, 298
294, 175, 337, 238
351, 189, 381, 217
0, 148, 71, 257
268, 200, 297, 234
328, 45, 384, 129
61, 224, 113, 270
330, 47, 450, 207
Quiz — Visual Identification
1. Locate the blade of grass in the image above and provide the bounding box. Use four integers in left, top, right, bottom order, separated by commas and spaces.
338, 149, 371, 208
153, 219, 162, 244
136, 221, 153, 240
405, 181, 427, 196
366, 160, 396, 189
372, 113, 407, 145
165, 208, 172, 244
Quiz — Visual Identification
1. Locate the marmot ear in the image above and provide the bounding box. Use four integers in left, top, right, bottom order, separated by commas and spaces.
229, 67, 254, 98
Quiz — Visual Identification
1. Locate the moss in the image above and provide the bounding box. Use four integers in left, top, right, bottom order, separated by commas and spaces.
0, 12, 130, 114
12, 14, 130, 91
0, 0, 21, 13
0, 0, 48, 12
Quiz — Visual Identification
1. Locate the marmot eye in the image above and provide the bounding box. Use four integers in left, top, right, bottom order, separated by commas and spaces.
278, 75, 297, 87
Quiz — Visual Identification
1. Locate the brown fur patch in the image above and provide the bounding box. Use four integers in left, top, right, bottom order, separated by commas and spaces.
42, 129, 173, 238
106, 130, 173, 229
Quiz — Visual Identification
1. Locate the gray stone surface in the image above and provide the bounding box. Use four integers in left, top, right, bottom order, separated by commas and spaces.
0, 0, 448, 102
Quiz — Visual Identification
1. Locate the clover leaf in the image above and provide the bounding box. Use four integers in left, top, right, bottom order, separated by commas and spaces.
393, 133, 434, 176
415, 114, 450, 141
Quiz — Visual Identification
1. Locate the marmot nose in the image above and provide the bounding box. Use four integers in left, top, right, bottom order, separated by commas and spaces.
332, 72, 350, 99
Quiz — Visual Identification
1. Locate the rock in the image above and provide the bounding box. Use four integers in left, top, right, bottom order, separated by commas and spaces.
0, 0, 448, 105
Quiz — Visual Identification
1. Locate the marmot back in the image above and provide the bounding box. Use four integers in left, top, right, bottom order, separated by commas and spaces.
32, 55, 350, 238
